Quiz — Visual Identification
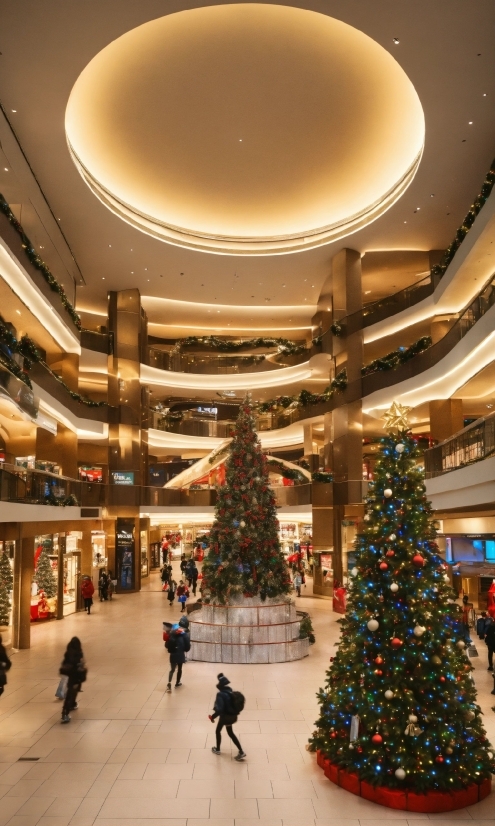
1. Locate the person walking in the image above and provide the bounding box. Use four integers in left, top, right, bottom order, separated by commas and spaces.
191, 563, 199, 596
107, 572, 115, 600
0, 634, 12, 698
161, 566, 170, 591
486, 620, 495, 671
81, 576, 94, 614
177, 580, 189, 612
98, 570, 108, 601
59, 637, 86, 724
165, 616, 190, 692
293, 570, 302, 598
210, 673, 246, 761
167, 578, 177, 608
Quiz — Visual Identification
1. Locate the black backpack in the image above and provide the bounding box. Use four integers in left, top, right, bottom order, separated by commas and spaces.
230, 690, 245, 714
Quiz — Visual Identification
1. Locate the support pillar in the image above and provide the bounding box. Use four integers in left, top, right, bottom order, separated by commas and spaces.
429, 400, 464, 443
36, 424, 78, 479
12, 535, 34, 650
107, 289, 149, 488
80, 531, 92, 578
303, 423, 319, 472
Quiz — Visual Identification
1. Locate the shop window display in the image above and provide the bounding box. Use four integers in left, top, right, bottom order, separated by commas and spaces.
0, 543, 14, 641
32, 536, 58, 621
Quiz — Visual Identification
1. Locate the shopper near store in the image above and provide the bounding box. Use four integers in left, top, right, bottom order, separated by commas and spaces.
485, 620, 495, 671
191, 563, 199, 596
161, 566, 170, 590
210, 673, 246, 761
165, 616, 190, 692
107, 571, 115, 600
0, 634, 12, 698
293, 570, 302, 597
98, 570, 109, 601
59, 637, 86, 724
180, 554, 187, 575
477, 611, 492, 639
177, 580, 189, 612
167, 578, 177, 607
81, 576, 94, 614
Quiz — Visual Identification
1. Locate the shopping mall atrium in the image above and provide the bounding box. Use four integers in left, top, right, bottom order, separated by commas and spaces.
0, 2, 495, 823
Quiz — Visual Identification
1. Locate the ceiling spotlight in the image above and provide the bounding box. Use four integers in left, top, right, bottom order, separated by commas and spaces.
239, 139, 242, 142
11, 109, 16, 113
483, 93, 487, 97
393, 38, 399, 45
404, 221, 407, 224
16, 310, 21, 315
3, 168, 7, 172
468, 121, 473, 125
487, 404, 493, 409
365, 290, 371, 295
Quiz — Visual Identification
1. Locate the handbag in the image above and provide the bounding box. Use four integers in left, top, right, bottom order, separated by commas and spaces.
178, 594, 187, 603
55, 674, 68, 699
77, 663, 87, 683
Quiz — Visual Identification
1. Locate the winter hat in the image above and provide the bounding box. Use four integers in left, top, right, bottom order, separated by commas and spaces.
217, 673, 230, 688
178, 616, 189, 628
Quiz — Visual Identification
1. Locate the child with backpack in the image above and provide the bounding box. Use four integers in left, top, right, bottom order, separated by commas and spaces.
209, 673, 246, 761
165, 617, 190, 692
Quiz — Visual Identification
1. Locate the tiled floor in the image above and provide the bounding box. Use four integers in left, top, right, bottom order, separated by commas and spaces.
0, 570, 494, 825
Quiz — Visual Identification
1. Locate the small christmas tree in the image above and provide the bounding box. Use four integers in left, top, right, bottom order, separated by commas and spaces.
310, 404, 494, 794
201, 398, 292, 603
0, 551, 13, 627
34, 546, 57, 598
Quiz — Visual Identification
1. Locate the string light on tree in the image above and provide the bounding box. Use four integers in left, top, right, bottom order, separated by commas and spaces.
309, 402, 494, 795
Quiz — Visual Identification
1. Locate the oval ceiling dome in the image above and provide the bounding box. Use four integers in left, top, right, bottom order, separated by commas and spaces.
65, 4, 425, 255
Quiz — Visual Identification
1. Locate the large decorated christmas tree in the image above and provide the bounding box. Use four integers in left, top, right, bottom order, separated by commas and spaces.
34, 546, 57, 598
201, 398, 292, 604
0, 550, 13, 627
310, 403, 494, 796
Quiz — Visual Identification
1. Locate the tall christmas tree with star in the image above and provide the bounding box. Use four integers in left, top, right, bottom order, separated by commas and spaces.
310, 402, 493, 807
201, 398, 292, 604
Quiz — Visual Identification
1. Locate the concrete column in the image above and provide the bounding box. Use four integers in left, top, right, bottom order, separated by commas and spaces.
36, 423, 78, 479
12, 535, 34, 650
429, 400, 464, 443
80, 531, 92, 578
303, 423, 319, 471
108, 289, 149, 487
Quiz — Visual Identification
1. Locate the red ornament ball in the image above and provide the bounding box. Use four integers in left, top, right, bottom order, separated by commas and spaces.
391, 637, 403, 649
435, 755, 444, 763
374, 669, 383, 676
412, 554, 425, 567
372, 733, 383, 745
379, 562, 389, 571
386, 549, 395, 557
440, 676, 446, 682
374, 656, 384, 664
330, 732, 337, 739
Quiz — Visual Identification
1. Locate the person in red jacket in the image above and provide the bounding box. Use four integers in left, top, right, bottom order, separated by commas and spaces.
81, 576, 95, 614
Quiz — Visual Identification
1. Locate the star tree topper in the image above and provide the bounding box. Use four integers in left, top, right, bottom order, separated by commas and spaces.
382, 401, 412, 431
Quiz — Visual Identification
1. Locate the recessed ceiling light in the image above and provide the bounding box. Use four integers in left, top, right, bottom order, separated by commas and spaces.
239, 139, 242, 142
16, 310, 21, 315
365, 290, 371, 294
483, 93, 487, 96
11, 110, 16, 113
102, 277, 105, 280
468, 121, 473, 125
430, 194, 435, 197
416, 207, 420, 210
404, 221, 407, 224
3, 168, 7, 172
393, 38, 399, 45
131, 271, 134, 274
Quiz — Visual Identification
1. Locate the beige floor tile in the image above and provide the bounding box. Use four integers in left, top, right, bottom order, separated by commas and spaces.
178, 778, 235, 798
37, 816, 73, 826
271, 779, 317, 798
258, 798, 316, 819
117, 762, 147, 779
247, 764, 289, 781
234, 778, 274, 798
211, 798, 259, 819
143, 762, 194, 779
94, 821, 186, 826
108, 778, 180, 797
0, 796, 27, 826
43, 798, 83, 817
192, 763, 248, 781
97, 797, 209, 818
126, 747, 170, 763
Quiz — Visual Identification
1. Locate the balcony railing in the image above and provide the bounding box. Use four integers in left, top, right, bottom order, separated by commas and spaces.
0, 466, 314, 508
148, 347, 308, 374
424, 412, 495, 478
344, 272, 438, 335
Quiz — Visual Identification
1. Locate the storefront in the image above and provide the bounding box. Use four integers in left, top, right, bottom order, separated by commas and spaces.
0, 540, 15, 647
31, 533, 82, 622
442, 533, 495, 607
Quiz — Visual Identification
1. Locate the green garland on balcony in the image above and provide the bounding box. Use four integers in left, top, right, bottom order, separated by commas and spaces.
431, 157, 495, 281
174, 334, 321, 357
0, 194, 82, 330
312, 471, 333, 483
257, 368, 347, 414
266, 458, 307, 483
361, 335, 432, 377
0, 319, 106, 406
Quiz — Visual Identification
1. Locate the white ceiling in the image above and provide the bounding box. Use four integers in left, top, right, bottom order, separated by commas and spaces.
0, 1, 494, 329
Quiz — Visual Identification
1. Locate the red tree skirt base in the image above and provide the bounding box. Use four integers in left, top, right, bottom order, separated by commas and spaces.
316, 750, 491, 812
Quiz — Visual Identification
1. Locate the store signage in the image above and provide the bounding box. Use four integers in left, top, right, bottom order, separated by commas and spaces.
116, 518, 135, 590
111, 471, 135, 486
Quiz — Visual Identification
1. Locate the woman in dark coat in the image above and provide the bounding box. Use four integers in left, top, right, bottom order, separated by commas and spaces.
0, 634, 11, 698
165, 617, 190, 692
60, 637, 86, 723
